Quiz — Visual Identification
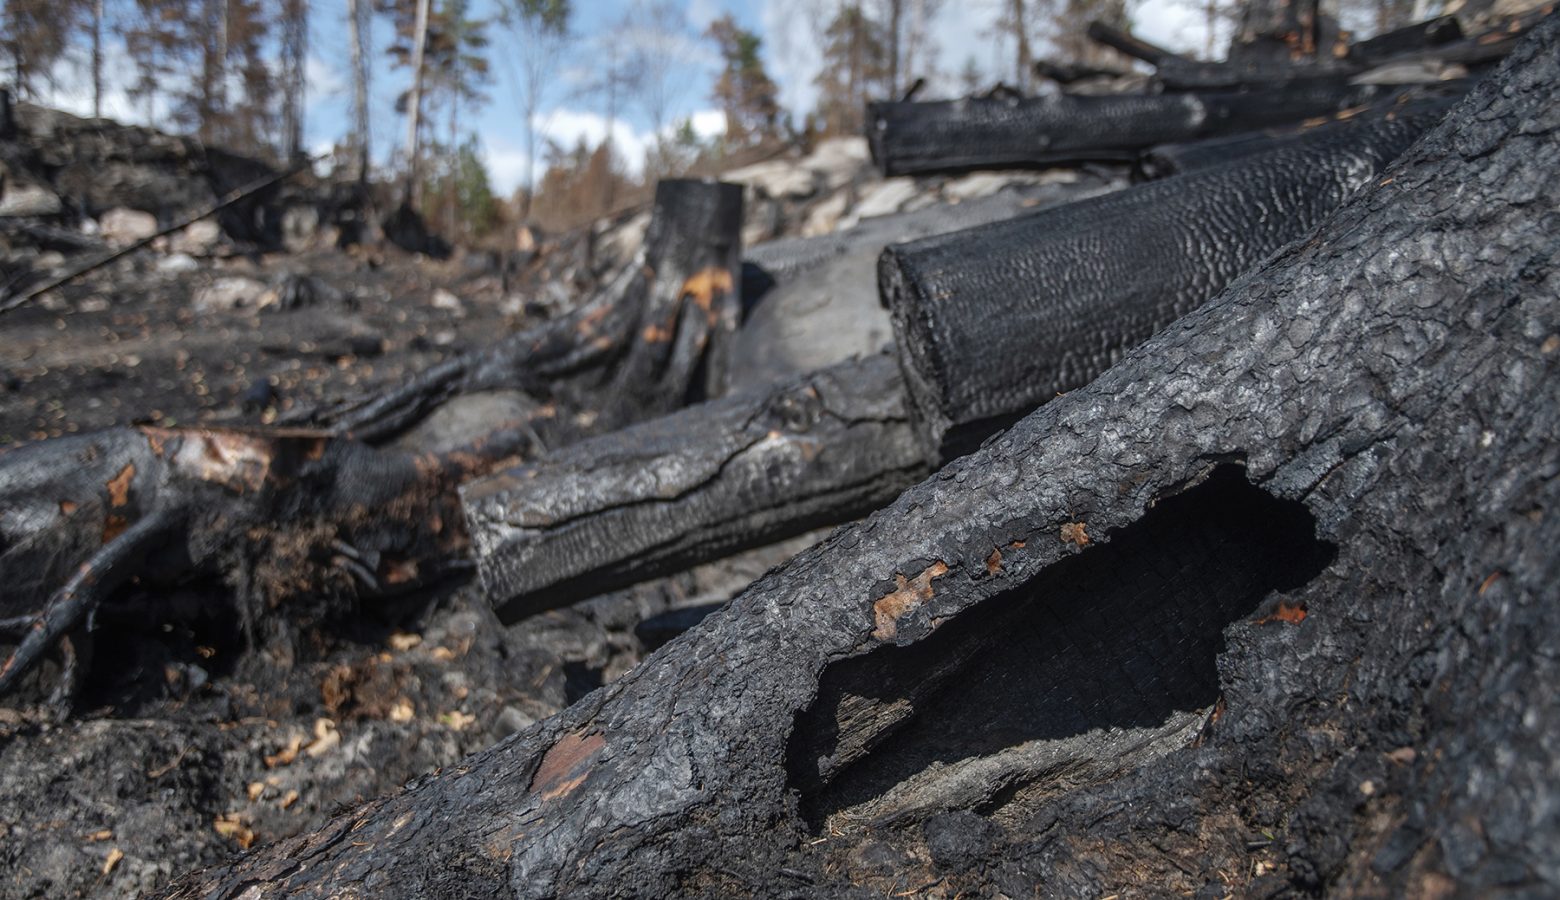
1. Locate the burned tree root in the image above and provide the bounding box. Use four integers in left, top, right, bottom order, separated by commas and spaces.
161, 16, 1560, 897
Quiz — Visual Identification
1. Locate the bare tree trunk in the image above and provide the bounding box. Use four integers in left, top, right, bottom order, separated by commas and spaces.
349, 0, 371, 182
405, 0, 431, 206
1010, 0, 1031, 91
91, 0, 103, 118
280, 0, 308, 161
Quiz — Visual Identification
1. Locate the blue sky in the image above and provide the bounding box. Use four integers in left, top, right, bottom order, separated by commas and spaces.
39, 0, 1219, 194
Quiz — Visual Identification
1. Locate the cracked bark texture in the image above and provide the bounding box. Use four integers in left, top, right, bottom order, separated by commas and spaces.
166, 14, 1560, 898
880, 100, 1445, 457
866, 82, 1383, 176
462, 355, 926, 621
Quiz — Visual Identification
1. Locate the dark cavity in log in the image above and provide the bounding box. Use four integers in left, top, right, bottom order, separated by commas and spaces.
788, 465, 1335, 832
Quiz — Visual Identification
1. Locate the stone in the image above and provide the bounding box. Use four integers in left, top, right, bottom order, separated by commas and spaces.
192, 275, 268, 313
98, 208, 159, 246
169, 218, 222, 256
0, 181, 62, 217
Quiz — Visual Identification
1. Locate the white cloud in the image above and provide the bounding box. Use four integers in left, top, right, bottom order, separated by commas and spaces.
1134, 0, 1218, 57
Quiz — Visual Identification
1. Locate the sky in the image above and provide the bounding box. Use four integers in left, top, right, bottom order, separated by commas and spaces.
37, 0, 1222, 195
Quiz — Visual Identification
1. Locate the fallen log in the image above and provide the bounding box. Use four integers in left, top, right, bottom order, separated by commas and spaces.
1134, 90, 1460, 180
293, 179, 743, 442
866, 82, 1384, 176
880, 98, 1444, 457
462, 355, 927, 621
733, 176, 1123, 393
162, 16, 1560, 896
1348, 14, 1463, 65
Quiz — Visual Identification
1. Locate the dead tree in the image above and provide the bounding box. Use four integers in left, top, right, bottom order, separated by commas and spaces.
866, 82, 1385, 176
879, 101, 1443, 457
161, 15, 1560, 898
299, 179, 744, 443
463, 355, 927, 620
0, 180, 744, 708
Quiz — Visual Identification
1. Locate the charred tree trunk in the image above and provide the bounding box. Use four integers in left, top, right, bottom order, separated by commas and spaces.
866, 82, 1384, 176
163, 15, 1560, 898
462, 355, 926, 621
299, 179, 743, 443
879, 101, 1443, 458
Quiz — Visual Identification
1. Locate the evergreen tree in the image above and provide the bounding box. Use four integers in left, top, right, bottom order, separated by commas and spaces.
813, 3, 891, 136
706, 14, 780, 147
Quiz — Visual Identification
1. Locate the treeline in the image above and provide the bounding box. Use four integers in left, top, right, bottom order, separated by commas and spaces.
2, 0, 1431, 242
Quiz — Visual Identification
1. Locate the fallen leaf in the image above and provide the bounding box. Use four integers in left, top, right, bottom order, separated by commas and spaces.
303, 718, 340, 757
102, 848, 123, 875
213, 814, 256, 849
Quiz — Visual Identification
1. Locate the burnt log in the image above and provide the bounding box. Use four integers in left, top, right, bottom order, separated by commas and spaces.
866, 82, 1384, 176
880, 98, 1444, 458
1348, 14, 1463, 65
163, 15, 1560, 898
297, 179, 743, 443
1134, 90, 1460, 180
462, 355, 926, 621
733, 175, 1123, 393
1087, 19, 1357, 90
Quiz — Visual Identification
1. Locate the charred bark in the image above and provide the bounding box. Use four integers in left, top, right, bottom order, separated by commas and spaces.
162, 15, 1560, 898
1348, 14, 1462, 65
880, 100, 1443, 458
1134, 90, 1460, 180
733, 176, 1123, 393
296, 179, 744, 443
462, 355, 927, 621
866, 82, 1385, 176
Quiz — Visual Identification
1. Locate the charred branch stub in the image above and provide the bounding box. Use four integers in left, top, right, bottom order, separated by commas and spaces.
463, 355, 926, 621
879, 102, 1442, 459
866, 83, 1386, 177
788, 466, 1334, 833
298, 179, 744, 443
162, 17, 1560, 897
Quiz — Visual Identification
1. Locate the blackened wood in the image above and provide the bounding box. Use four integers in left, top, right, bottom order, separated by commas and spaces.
0, 422, 531, 701
299, 179, 743, 442
1083, 21, 1188, 67
161, 18, 1560, 896
879, 100, 1441, 458
1135, 91, 1459, 180
1349, 14, 1462, 65
461, 355, 926, 621
866, 82, 1383, 176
